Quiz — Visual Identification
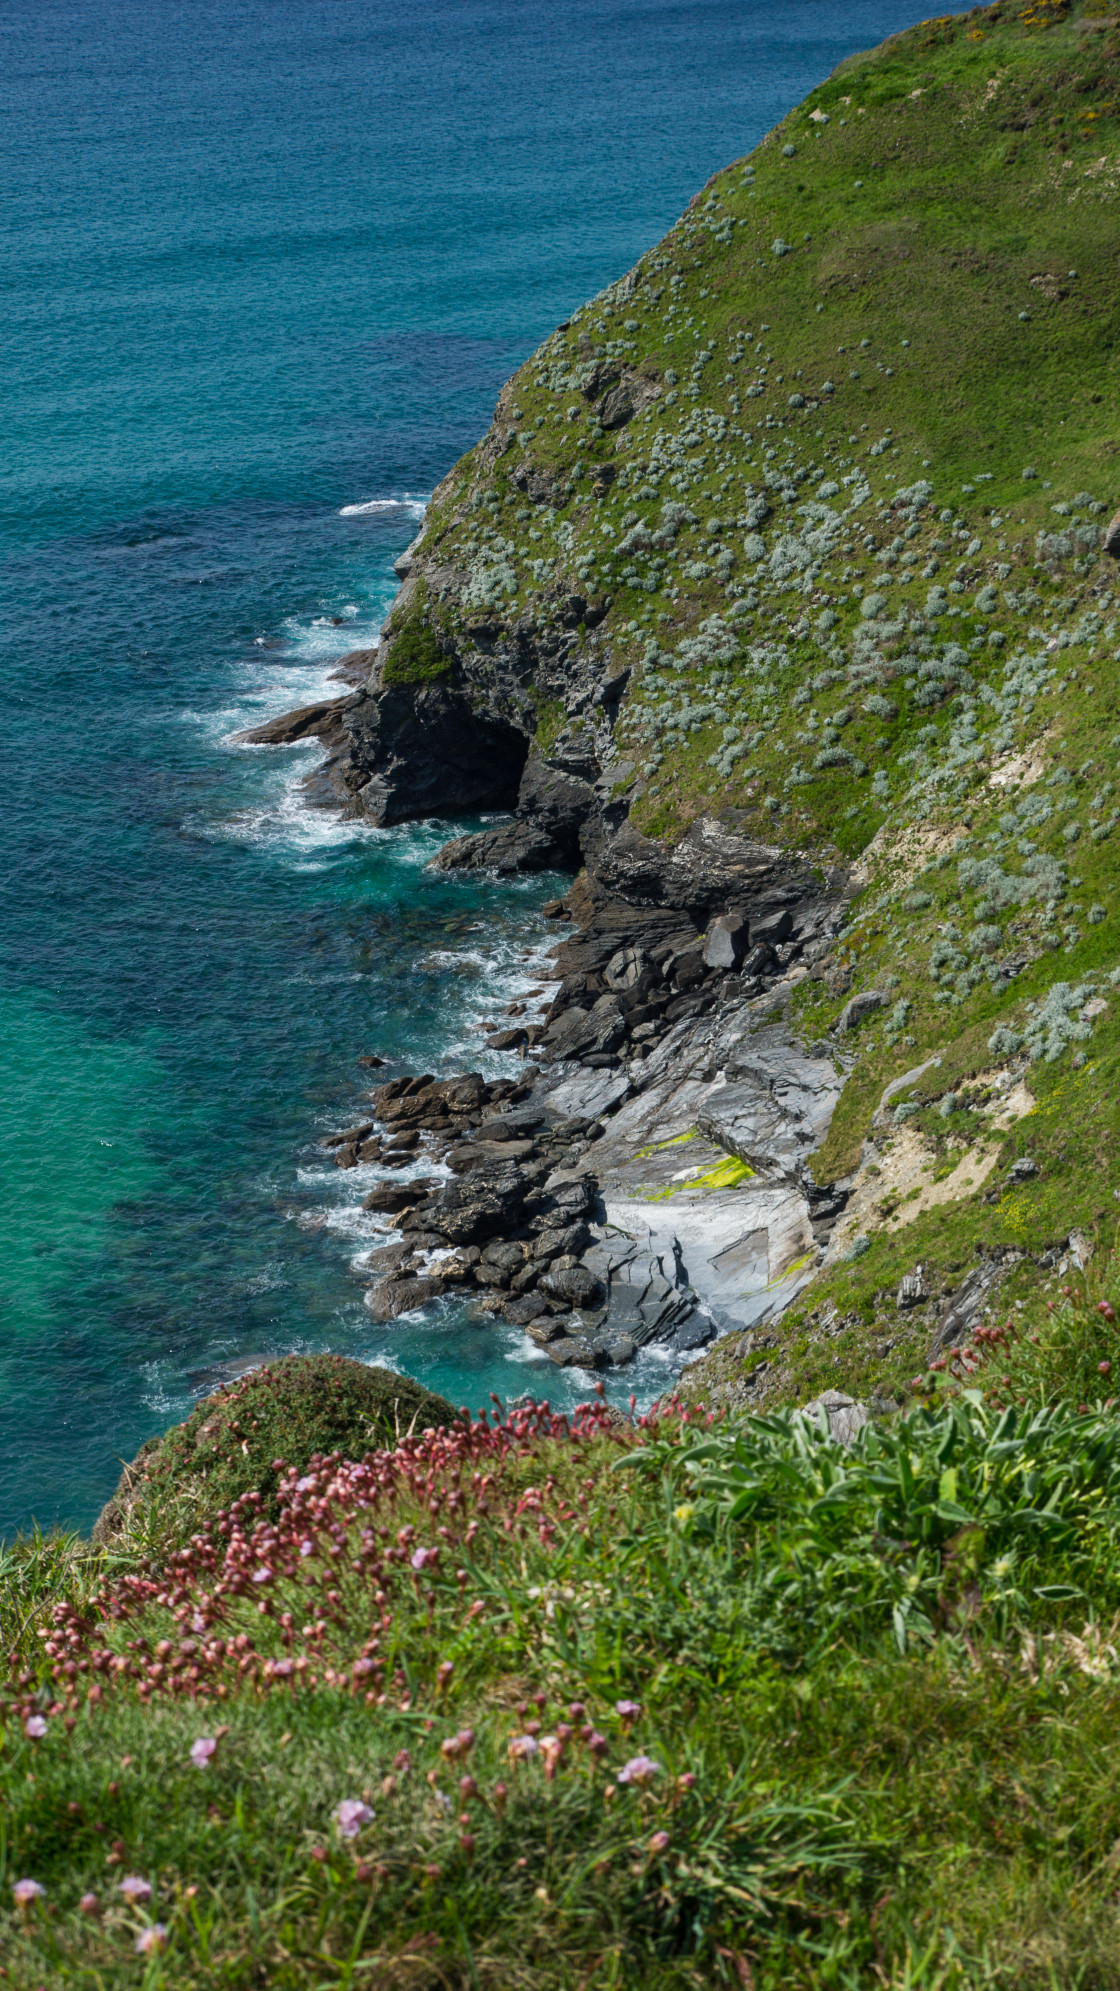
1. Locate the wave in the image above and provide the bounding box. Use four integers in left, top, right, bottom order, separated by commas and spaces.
338, 494, 429, 519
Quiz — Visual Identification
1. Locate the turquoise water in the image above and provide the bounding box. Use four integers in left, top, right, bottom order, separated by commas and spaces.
0, 0, 923, 1533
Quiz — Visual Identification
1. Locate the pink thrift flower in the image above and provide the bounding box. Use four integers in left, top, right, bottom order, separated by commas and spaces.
615, 1699, 642, 1724
252, 1566, 272, 1585
119, 1875, 152, 1903
13, 1878, 45, 1907
299, 1539, 315, 1557
648, 1830, 671, 1854
539, 1735, 564, 1780
79, 1893, 101, 1917
411, 1547, 431, 1570
190, 1736, 218, 1768
334, 1799, 374, 1839
135, 1925, 168, 1955
508, 1734, 538, 1762
23, 1715, 47, 1739
617, 1755, 661, 1787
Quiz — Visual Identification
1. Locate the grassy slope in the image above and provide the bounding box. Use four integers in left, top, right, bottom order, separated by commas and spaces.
411, 0, 1120, 1412
5, 1369, 1120, 1990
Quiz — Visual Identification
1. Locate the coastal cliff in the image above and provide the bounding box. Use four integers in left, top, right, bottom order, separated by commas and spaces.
245, 0, 1120, 1414
12, 8, 1120, 1984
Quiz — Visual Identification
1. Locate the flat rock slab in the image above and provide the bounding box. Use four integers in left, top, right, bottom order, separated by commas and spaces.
541, 1068, 631, 1123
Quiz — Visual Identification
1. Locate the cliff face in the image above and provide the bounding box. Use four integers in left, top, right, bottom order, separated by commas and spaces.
258, 0, 1120, 1412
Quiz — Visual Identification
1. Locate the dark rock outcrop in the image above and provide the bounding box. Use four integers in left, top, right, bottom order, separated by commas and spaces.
310, 681, 531, 824
234, 695, 357, 748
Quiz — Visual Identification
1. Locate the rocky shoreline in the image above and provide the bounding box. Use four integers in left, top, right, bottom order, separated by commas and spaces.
281, 713, 864, 1376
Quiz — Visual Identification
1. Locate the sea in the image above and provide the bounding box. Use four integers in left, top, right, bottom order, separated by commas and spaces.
0, 0, 925, 1535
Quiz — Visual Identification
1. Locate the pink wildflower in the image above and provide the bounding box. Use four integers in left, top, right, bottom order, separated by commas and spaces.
648, 1830, 671, 1854
190, 1736, 217, 1769
119, 1875, 153, 1903
135, 1925, 168, 1955
508, 1734, 539, 1762
23, 1715, 47, 1739
79, 1893, 101, 1917
13, 1878, 45, 1908
334, 1799, 374, 1839
617, 1755, 661, 1787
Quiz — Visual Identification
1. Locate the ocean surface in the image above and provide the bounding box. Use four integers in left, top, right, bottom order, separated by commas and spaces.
0, 0, 925, 1535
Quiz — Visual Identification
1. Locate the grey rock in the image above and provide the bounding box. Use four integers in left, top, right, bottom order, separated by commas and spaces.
1009, 1156, 1039, 1180
703, 913, 750, 971
545, 1335, 609, 1369
801, 1390, 871, 1446
751, 909, 794, 946
836, 989, 885, 1033
539, 1264, 604, 1308
1104, 508, 1120, 560
366, 1275, 447, 1320
602, 1337, 638, 1366
739, 943, 776, 978
604, 945, 648, 991
927, 1252, 1023, 1360
531, 1220, 592, 1262
234, 695, 357, 748
674, 1314, 716, 1352
897, 1268, 927, 1309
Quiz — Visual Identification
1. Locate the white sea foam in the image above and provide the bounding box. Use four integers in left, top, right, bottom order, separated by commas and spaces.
339, 494, 429, 518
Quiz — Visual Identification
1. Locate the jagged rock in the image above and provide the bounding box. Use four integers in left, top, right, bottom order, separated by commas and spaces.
1104, 508, 1120, 559
324, 681, 530, 825
431, 755, 598, 875
542, 995, 625, 1063
234, 696, 356, 747
897, 1268, 927, 1309
927, 1253, 1023, 1360
751, 909, 794, 946
530, 1220, 592, 1262
322, 1122, 375, 1148
420, 1158, 548, 1245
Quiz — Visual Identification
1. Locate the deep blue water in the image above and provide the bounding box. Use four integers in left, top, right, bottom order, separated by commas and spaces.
0, 0, 925, 1534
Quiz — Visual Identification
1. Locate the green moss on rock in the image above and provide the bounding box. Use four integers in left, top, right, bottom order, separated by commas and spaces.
380, 617, 451, 688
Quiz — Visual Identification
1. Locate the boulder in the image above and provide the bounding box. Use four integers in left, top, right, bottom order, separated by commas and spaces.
539, 1264, 605, 1308
362, 1181, 432, 1214
802, 1391, 871, 1446
1104, 508, 1120, 560
703, 913, 749, 971
545, 1336, 609, 1370
836, 989, 885, 1033
365, 1275, 447, 1320
897, 1268, 927, 1309
750, 909, 793, 946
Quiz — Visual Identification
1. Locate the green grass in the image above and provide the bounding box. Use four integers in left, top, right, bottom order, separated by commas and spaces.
380, 612, 452, 688
4, 1381, 1120, 1986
